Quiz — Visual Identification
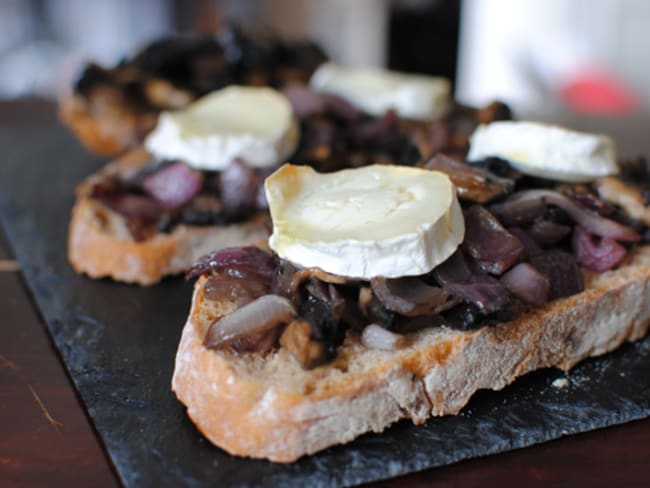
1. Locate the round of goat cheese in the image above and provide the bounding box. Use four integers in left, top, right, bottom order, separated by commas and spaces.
144, 86, 299, 170
310, 62, 451, 121
467, 121, 618, 182
265, 164, 465, 279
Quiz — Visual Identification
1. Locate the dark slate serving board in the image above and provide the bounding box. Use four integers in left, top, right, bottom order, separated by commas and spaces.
1, 124, 650, 487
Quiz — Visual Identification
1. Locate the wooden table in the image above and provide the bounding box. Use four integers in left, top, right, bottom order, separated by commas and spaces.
1, 100, 649, 487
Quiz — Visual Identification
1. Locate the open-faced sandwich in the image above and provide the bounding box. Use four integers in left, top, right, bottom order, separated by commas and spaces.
172, 121, 650, 462
59, 26, 327, 156
67, 59, 510, 285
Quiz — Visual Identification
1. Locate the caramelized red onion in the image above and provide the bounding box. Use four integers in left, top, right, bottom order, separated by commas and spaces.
352, 110, 399, 147
219, 159, 260, 216
443, 275, 510, 314
490, 197, 546, 226
141, 161, 202, 209
527, 219, 571, 246
229, 327, 283, 354
322, 94, 362, 121
507, 227, 542, 258
491, 190, 641, 242
371, 277, 448, 317
463, 205, 524, 275
432, 250, 472, 285
500, 263, 550, 307
572, 226, 628, 272
529, 250, 584, 299
279, 319, 328, 369
204, 275, 269, 307
290, 267, 347, 293
93, 191, 161, 222
187, 246, 275, 281
91, 189, 164, 241
361, 324, 406, 350
282, 83, 326, 118
204, 294, 295, 349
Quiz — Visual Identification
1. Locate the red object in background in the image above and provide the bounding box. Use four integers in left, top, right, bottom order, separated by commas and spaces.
560, 71, 640, 115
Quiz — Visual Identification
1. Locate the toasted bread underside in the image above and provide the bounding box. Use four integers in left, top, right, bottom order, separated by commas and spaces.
67, 147, 269, 285
172, 246, 650, 462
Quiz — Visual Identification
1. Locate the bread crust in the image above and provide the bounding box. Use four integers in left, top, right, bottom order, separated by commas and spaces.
172, 247, 650, 462
67, 148, 269, 285
59, 93, 156, 157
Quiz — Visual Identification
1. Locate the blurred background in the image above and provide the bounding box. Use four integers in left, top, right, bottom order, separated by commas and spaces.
0, 0, 647, 118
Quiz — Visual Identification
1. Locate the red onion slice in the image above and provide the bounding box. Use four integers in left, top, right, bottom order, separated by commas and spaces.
492, 190, 640, 242
361, 324, 406, 350
500, 263, 550, 307
443, 275, 510, 314
204, 294, 295, 349
572, 226, 628, 272
463, 205, 524, 275
424, 153, 513, 203
142, 161, 202, 209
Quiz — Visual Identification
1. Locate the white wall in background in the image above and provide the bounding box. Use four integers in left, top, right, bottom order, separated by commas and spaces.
456, 0, 650, 112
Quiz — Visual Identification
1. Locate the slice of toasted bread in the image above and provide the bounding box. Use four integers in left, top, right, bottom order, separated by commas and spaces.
68, 148, 269, 285
59, 93, 157, 157
171, 246, 650, 462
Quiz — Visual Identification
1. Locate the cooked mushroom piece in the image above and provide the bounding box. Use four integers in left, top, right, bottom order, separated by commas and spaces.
371, 276, 448, 317
280, 319, 328, 369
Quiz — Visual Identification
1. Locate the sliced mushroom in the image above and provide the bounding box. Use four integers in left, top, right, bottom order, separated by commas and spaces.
290, 267, 347, 293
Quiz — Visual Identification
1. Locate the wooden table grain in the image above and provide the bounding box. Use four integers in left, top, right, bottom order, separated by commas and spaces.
1, 100, 649, 487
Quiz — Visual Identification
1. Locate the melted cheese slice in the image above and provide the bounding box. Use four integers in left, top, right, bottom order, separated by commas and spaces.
145, 86, 299, 170
310, 62, 451, 120
266, 164, 464, 279
468, 121, 618, 182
